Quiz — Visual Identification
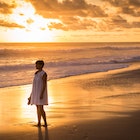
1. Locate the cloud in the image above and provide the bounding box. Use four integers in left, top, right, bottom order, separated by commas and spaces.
111, 15, 131, 28
0, 0, 139, 32
26, 0, 107, 30
26, 18, 34, 24
122, 7, 140, 17
129, 0, 140, 7
48, 17, 97, 31
0, 1, 24, 29
103, 0, 140, 17
0, 1, 16, 14
61, 18, 97, 31
102, 0, 140, 7
132, 22, 140, 28
0, 20, 25, 28
101, 15, 140, 31
48, 23, 68, 31
25, 0, 140, 31
99, 0, 140, 31
27, 0, 107, 18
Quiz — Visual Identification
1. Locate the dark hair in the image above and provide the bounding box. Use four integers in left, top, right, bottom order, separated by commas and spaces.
35, 60, 44, 68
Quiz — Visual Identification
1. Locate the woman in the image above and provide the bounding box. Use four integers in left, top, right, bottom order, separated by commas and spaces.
28, 60, 48, 127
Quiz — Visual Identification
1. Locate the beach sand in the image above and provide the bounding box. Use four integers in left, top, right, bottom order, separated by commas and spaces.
0, 62, 140, 140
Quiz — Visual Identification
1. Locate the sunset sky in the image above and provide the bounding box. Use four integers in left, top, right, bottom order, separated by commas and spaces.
0, 0, 140, 42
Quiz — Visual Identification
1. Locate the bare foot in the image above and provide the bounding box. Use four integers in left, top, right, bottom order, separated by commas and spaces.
43, 122, 47, 127
37, 123, 41, 127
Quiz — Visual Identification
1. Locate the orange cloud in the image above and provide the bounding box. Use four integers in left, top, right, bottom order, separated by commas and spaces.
0, 20, 25, 28
0, 1, 16, 14
103, 0, 140, 17
26, 18, 34, 24
27, 0, 107, 18
0, 0, 140, 33
25, 0, 107, 31
48, 18, 97, 31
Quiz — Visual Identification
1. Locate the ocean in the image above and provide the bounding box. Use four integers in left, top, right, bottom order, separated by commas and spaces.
0, 42, 140, 88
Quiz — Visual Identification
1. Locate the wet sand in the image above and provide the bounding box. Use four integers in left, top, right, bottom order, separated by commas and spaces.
0, 62, 140, 140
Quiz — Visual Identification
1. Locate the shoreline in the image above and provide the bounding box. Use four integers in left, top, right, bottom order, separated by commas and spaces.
0, 61, 138, 89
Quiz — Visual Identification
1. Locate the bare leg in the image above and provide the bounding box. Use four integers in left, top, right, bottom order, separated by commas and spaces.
36, 105, 41, 126
40, 105, 47, 126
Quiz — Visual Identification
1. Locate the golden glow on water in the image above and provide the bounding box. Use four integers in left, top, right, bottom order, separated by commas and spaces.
20, 85, 37, 122
0, 85, 38, 125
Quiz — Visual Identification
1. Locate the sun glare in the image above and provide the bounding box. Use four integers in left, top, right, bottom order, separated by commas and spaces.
9, 28, 56, 42
7, 1, 61, 42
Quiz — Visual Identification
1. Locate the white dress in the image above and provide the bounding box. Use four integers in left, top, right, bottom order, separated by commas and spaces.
30, 70, 48, 105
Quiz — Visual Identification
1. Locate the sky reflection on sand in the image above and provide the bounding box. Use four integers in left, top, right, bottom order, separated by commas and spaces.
0, 67, 140, 129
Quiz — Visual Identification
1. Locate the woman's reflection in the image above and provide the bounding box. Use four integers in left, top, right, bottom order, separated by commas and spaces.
38, 126, 49, 140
